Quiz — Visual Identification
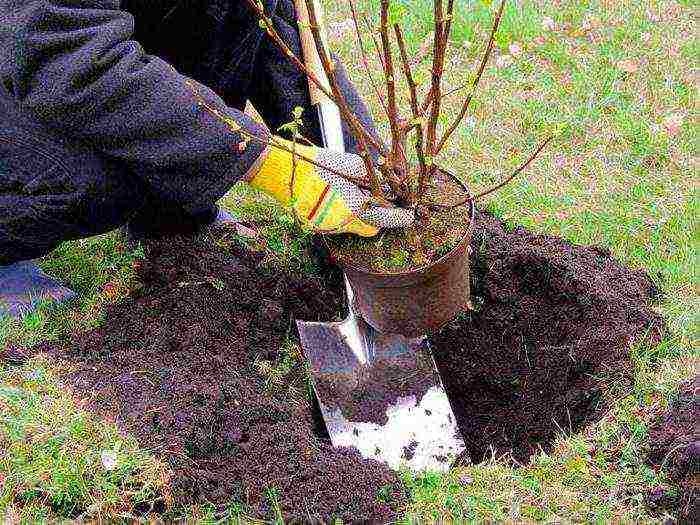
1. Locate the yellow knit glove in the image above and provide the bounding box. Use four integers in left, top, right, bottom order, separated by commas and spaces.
248, 139, 413, 237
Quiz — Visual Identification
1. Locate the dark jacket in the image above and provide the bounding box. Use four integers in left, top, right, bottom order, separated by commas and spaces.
0, 0, 380, 263
0, 0, 274, 212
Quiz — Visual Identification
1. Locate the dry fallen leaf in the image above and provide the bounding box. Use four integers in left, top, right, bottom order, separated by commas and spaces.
328, 19, 354, 40
459, 474, 473, 485
496, 54, 513, 69
646, 9, 661, 22
662, 113, 684, 137
101, 450, 118, 471
616, 59, 639, 74
542, 16, 556, 31
560, 71, 572, 89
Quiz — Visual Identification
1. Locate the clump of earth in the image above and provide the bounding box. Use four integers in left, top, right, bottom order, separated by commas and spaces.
27, 210, 664, 522
644, 375, 699, 524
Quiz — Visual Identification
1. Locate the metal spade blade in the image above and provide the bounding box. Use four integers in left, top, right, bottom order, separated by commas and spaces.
296, 278, 465, 472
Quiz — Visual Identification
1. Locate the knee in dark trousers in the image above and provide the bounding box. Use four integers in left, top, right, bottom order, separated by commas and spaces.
0, 98, 147, 265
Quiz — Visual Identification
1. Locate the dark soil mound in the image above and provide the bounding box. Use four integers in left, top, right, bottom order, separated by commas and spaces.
645, 376, 699, 524
432, 213, 665, 462
42, 236, 405, 522
31, 211, 665, 521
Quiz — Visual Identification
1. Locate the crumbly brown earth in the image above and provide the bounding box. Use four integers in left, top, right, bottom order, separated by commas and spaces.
25, 210, 666, 521
38, 236, 406, 522
431, 212, 666, 462
645, 375, 699, 524
327, 170, 472, 273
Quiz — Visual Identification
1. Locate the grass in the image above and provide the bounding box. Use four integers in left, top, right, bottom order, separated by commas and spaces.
0, 357, 169, 521
1, 0, 697, 522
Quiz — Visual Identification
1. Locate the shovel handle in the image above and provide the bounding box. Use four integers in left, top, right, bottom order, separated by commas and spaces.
294, 0, 331, 106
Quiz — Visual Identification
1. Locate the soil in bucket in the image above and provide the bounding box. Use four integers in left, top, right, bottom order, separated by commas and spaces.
28, 210, 665, 522
644, 375, 699, 524
326, 170, 472, 273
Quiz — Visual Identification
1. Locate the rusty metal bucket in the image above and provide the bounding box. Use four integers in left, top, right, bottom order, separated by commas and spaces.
340, 175, 475, 338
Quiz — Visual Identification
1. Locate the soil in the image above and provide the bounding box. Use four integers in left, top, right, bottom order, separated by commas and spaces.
431, 212, 665, 462
327, 170, 473, 273
645, 375, 699, 524
311, 336, 438, 425
38, 236, 406, 522
24, 210, 666, 522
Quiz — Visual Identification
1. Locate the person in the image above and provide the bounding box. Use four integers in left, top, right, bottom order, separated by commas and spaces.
0, 0, 413, 319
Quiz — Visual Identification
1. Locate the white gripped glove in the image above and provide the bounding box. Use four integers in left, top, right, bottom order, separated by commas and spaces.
248, 138, 414, 236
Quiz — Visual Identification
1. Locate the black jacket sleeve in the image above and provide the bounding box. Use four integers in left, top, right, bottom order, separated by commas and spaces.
0, 0, 270, 212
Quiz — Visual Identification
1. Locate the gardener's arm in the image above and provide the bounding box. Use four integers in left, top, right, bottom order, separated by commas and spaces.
0, 0, 268, 213
0, 0, 411, 235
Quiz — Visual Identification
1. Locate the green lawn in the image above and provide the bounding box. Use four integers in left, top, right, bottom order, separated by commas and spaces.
1, 0, 697, 522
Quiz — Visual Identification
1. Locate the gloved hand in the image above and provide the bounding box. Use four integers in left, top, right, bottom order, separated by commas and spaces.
247, 139, 414, 236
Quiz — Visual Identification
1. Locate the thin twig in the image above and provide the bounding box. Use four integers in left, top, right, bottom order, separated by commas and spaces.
418, 0, 454, 118
379, 0, 407, 178
290, 134, 298, 202
431, 136, 553, 209
435, 0, 506, 154
186, 79, 370, 188
347, 0, 388, 116
360, 11, 410, 198
243, 0, 387, 157
421, 0, 448, 200
362, 12, 386, 71
394, 24, 428, 201
444, 0, 455, 41
303, 0, 387, 200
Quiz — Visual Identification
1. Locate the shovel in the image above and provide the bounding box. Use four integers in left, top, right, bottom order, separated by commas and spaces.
293, 0, 466, 472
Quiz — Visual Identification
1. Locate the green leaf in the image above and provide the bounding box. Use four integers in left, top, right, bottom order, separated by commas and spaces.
277, 122, 298, 133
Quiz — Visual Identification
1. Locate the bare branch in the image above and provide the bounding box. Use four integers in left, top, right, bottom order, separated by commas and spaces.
435, 0, 506, 154
362, 12, 386, 71
378, 0, 407, 179
347, 0, 389, 116
186, 79, 371, 189
302, 0, 386, 199
243, 0, 388, 159
432, 136, 553, 209
420, 0, 450, 200
444, 0, 455, 43
394, 24, 428, 202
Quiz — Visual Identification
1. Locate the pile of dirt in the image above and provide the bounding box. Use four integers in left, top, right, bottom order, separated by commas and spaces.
31, 211, 665, 521
41, 236, 405, 522
431, 213, 665, 462
645, 376, 699, 524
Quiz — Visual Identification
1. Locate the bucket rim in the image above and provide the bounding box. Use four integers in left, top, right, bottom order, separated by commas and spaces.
325, 168, 475, 279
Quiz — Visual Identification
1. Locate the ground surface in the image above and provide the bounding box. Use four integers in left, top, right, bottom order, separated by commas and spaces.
645, 376, 699, 524
1, 0, 697, 522
432, 212, 665, 464
7, 210, 665, 521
